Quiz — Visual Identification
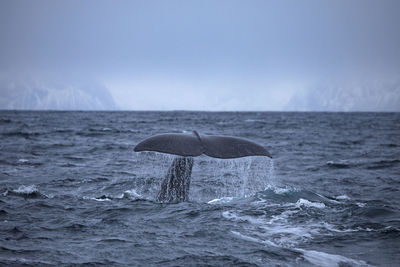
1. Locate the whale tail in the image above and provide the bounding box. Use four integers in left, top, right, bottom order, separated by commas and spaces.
135, 131, 271, 203
134, 131, 271, 159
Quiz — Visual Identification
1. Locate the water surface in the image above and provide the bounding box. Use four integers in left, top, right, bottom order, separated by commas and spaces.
0, 111, 399, 266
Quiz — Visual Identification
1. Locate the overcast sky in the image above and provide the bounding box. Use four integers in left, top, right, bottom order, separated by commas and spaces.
1, 0, 400, 111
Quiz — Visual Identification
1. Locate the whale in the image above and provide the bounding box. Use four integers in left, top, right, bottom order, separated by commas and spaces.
134, 131, 271, 202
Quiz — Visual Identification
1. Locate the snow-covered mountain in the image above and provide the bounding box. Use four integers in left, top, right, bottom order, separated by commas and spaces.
0, 79, 118, 110
286, 79, 400, 112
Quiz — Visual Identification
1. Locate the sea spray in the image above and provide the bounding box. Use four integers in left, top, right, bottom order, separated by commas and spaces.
134, 152, 274, 202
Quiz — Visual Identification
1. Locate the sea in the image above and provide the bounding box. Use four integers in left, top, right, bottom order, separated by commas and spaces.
0, 111, 399, 266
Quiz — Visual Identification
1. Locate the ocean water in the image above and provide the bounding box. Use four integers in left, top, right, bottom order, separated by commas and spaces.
0, 111, 399, 266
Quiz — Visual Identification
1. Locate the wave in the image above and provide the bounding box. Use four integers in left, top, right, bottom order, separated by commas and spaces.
157, 254, 252, 266
17, 158, 43, 166
119, 189, 142, 200
222, 191, 387, 247
3, 185, 47, 199
326, 159, 400, 170
354, 206, 396, 218
295, 198, 326, 209
207, 197, 234, 204
87, 144, 130, 153
221, 185, 396, 266
230, 231, 369, 266
1, 131, 41, 138
0, 158, 43, 166
207, 188, 329, 209
296, 248, 369, 267
256, 186, 334, 207
99, 238, 130, 243
0, 258, 54, 267
83, 188, 144, 202
82, 177, 110, 183
332, 139, 365, 146
63, 155, 87, 161
0, 118, 12, 123
326, 160, 358, 168
83, 195, 113, 202
64, 223, 88, 231
380, 143, 398, 148
334, 194, 350, 200
244, 119, 266, 123
366, 159, 400, 169
75, 127, 122, 137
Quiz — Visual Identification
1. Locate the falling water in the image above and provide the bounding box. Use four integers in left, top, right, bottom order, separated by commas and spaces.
133, 152, 274, 202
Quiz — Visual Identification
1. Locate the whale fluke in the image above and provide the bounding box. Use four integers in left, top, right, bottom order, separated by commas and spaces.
134, 131, 271, 203
201, 135, 271, 159
134, 133, 202, 157
134, 131, 271, 159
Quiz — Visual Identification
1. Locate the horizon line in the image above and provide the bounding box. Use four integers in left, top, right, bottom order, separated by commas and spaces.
0, 109, 399, 113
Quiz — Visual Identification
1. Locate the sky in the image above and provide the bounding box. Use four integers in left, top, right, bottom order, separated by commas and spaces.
0, 0, 400, 111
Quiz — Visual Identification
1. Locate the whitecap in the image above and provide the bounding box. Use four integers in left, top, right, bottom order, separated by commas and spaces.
335, 195, 350, 200
207, 197, 234, 204
4, 185, 49, 198
262, 184, 299, 195
295, 198, 326, 209
224, 209, 317, 246
83, 196, 112, 202
92, 197, 111, 202
13, 185, 38, 194
122, 189, 142, 199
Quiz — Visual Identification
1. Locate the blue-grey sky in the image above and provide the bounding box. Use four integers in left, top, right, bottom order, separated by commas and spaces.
1, 0, 400, 110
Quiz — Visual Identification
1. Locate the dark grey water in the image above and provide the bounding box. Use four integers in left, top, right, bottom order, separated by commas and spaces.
0, 111, 399, 266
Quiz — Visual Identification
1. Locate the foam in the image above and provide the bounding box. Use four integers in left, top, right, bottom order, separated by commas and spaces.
207, 197, 234, 204
122, 189, 141, 199
3, 185, 50, 198
295, 198, 326, 209
223, 207, 372, 249
83, 196, 112, 202
223, 210, 318, 247
13, 185, 39, 194
264, 184, 296, 194
296, 248, 369, 267
335, 194, 350, 200
230, 230, 369, 266
356, 202, 366, 207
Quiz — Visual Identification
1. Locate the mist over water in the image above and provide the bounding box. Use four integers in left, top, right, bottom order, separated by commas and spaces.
0, 111, 399, 266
